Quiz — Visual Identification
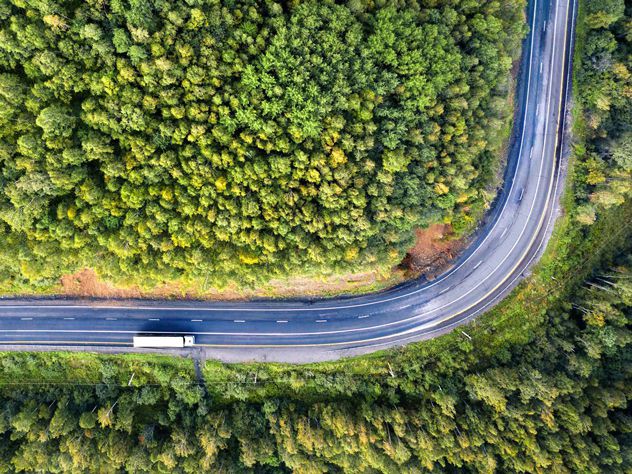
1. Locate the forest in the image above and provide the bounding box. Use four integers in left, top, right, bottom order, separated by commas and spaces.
0, 0, 525, 288
573, 0, 632, 222
0, 0, 632, 474
0, 0, 630, 472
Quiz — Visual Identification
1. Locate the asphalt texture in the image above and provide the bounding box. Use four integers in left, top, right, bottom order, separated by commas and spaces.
0, 0, 577, 363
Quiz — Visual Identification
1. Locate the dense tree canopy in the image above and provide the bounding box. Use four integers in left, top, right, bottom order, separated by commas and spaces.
574, 0, 632, 225
0, 0, 525, 287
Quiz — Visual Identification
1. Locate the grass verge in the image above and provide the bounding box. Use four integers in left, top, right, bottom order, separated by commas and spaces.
0, 352, 196, 386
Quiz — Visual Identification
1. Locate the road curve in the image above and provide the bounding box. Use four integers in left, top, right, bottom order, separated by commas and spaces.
0, 0, 577, 362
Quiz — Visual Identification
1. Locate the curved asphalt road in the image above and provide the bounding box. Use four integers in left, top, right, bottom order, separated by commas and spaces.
0, 0, 577, 362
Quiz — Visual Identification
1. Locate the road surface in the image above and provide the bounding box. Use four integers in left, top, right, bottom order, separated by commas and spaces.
0, 0, 576, 362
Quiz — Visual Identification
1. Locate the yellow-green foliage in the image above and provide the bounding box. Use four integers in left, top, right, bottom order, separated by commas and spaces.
573, 0, 632, 224
0, 0, 525, 287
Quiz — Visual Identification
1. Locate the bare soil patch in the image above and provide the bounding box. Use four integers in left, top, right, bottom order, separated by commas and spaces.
399, 224, 468, 280
60, 269, 179, 299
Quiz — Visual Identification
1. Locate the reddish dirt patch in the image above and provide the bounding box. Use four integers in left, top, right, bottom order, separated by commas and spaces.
400, 224, 468, 280
61, 269, 140, 298
60, 269, 188, 299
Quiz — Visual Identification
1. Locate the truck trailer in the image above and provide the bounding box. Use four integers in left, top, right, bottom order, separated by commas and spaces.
133, 336, 195, 348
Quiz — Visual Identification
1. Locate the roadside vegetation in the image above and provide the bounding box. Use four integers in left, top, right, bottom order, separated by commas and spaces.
0, 227, 631, 472
0, 0, 630, 472
0, 0, 525, 291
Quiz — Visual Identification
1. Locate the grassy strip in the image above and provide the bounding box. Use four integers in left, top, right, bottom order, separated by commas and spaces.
0, 352, 196, 386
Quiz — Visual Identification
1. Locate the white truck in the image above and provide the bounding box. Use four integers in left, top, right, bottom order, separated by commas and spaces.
133, 336, 195, 348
